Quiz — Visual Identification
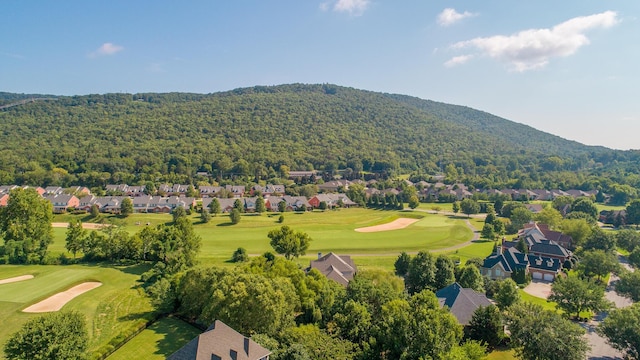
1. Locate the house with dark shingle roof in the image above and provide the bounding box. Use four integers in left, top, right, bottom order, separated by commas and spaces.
436, 282, 493, 326
168, 320, 270, 360
309, 252, 357, 287
480, 246, 529, 280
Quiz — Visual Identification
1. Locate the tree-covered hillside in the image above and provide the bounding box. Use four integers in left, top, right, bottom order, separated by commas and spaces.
0, 84, 637, 189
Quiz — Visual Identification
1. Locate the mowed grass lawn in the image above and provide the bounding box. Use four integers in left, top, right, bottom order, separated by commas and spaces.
53, 209, 474, 265
107, 317, 201, 360
0, 264, 154, 359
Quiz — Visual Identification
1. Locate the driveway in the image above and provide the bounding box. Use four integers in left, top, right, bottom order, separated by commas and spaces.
585, 255, 633, 360
523, 280, 552, 299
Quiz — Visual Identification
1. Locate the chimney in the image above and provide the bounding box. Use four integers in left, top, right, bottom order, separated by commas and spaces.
318, 252, 322, 259
244, 337, 250, 355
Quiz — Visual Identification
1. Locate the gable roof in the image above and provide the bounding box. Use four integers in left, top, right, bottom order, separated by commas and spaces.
436, 283, 492, 325
482, 247, 528, 273
168, 320, 271, 360
309, 252, 357, 287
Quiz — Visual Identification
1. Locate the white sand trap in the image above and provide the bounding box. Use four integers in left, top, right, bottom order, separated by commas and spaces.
51, 222, 107, 230
23, 282, 102, 313
0, 275, 34, 285
355, 218, 419, 233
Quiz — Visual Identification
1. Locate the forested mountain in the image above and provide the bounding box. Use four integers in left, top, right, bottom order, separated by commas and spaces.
0, 84, 638, 190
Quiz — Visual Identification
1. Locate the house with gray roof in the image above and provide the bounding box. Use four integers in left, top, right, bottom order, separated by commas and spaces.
309, 252, 357, 287
436, 282, 493, 325
168, 320, 270, 360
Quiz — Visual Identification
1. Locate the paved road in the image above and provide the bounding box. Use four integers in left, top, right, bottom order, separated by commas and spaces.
584, 253, 634, 359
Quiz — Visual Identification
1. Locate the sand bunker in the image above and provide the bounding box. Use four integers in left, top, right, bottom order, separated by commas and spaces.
0, 275, 34, 285
52, 222, 106, 229
355, 218, 419, 233
23, 282, 102, 313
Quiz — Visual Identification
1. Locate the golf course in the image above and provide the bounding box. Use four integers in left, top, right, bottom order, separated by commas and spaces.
0, 207, 495, 359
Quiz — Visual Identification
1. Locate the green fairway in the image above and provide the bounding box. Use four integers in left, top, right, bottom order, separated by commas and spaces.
53, 209, 474, 265
0, 264, 154, 359
107, 317, 201, 360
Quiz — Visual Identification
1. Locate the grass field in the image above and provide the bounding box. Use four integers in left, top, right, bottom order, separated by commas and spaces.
0, 264, 154, 359
52, 208, 475, 266
107, 317, 201, 360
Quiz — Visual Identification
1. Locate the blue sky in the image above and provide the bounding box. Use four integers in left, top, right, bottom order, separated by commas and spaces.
2, 1, 638, 150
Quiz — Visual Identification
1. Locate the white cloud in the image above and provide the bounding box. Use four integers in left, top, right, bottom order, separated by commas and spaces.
449, 11, 618, 71
89, 42, 124, 58
437, 8, 476, 26
321, 0, 370, 16
444, 55, 474, 68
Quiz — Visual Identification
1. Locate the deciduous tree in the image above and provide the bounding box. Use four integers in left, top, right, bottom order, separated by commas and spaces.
4, 311, 88, 360
268, 226, 312, 260
597, 303, 640, 360
548, 276, 611, 319
120, 197, 133, 217
0, 188, 53, 263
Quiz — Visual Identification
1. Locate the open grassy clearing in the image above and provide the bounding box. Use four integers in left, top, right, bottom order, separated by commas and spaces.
0, 264, 154, 359
52, 209, 473, 265
106, 316, 201, 360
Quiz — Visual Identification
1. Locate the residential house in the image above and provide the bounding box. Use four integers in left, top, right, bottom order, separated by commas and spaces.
44, 186, 64, 195
225, 185, 245, 198
168, 320, 271, 360
524, 204, 544, 213
480, 246, 529, 280
44, 194, 80, 213
126, 185, 146, 197
516, 222, 574, 254
199, 186, 224, 198
202, 197, 236, 213
436, 282, 493, 326
309, 252, 357, 287
171, 184, 190, 196
265, 196, 310, 212
66, 186, 91, 196
0, 193, 8, 207
317, 179, 351, 193
106, 184, 128, 194
308, 194, 355, 209
288, 170, 317, 179
250, 184, 285, 197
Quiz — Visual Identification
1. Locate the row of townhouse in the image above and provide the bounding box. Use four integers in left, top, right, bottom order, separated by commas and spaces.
105, 183, 286, 198
201, 194, 356, 213
77, 195, 197, 214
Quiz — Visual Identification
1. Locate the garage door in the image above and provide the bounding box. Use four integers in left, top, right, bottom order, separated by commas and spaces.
543, 273, 554, 281
532, 272, 543, 280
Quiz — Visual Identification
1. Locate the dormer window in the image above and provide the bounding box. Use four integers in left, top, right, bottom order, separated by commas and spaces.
535, 258, 542, 266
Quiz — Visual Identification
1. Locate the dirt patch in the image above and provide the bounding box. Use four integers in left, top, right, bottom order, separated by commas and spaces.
52, 222, 106, 230
355, 218, 419, 233
0, 275, 34, 285
23, 282, 102, 313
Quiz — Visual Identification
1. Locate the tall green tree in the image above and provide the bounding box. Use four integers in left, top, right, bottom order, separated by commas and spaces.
234, 198, 244, 213
452, 201, 460, 214
405, 251, 436, 294
4, 311, 88, 360
255, 196, 266, 214
229, 208, 241, 225
209, 198, 221, 216
494, 278, 520, 310
466, 305, 504, 349
615, 271, 640, 302
120, 197, 133, 217
394, 252, 411, 277
506, 302, 589, 360
65, 219, 87, 258
626, 199, 640, 227
548, 276, 611, 319
434, 254, 456, 290
268, 226, 312, 260
583, 227, 616, 252
200, 207, 211, 223
577, 250, 619, 281
457, 265, 484, 292
597, 303, 640, 360
534, 206, 563, 228
0, 188, 53, 263
460, 198, 480, 218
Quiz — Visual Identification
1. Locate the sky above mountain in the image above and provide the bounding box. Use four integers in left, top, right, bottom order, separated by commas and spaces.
2, 1, 638, 150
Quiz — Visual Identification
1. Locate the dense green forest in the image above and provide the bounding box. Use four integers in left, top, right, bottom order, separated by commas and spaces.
1, 84, 639, 192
